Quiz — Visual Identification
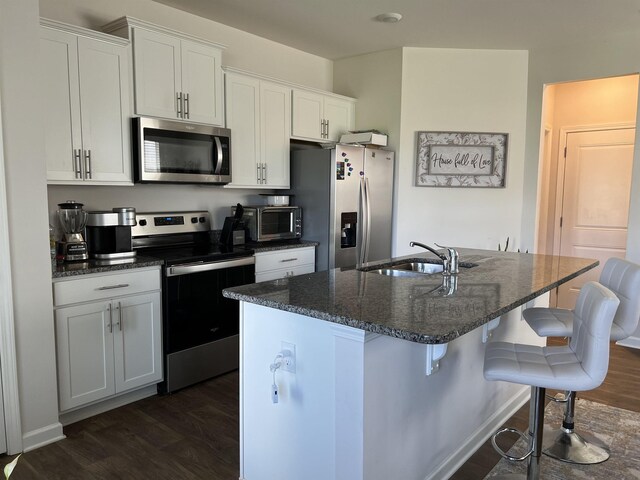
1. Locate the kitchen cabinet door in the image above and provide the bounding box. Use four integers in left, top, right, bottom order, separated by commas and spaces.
254, 247, 315, 282
291, 89, 355, 142
41, 21, 132, 185
132, 28, 182, 120
181, 40, 224, 125
255, 264, 315, 283
113, 292, 162, 393
291, 89, 324, 140
55, 302, 116, 411
324, 96, 354, 142
77, 37, 132, 183
226, 72, 291, 188
260, 81, 291, 188
40, 28, 82, 182
226, 73, 261, 187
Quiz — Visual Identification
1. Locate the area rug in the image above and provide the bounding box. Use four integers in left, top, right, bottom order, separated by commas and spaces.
485, 399, 640, 479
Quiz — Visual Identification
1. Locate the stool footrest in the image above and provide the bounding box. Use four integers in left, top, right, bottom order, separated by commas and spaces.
546, 392, 569, 404
491, 427, 534, 462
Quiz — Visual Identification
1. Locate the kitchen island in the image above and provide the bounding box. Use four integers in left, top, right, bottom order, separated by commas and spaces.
223, 249, 597, 480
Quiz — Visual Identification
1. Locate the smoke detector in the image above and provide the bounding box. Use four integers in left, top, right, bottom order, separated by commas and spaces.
375, 12, 403, 23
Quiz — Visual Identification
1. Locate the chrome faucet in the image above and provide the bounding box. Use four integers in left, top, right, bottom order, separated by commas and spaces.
409, 241, 459, 275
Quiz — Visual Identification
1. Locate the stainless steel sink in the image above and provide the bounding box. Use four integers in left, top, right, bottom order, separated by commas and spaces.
370, 262, 444, 277
390, 262, 444, 274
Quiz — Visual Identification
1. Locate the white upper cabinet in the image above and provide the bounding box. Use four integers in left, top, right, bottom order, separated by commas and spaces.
291, 89, 355, 142
131, 28, 181, 120
40, 20, 132, 185
225, 69, 290, 189
104, 17, 225, 126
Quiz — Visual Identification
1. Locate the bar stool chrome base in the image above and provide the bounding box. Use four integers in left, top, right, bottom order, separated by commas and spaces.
542, 426, 610, 464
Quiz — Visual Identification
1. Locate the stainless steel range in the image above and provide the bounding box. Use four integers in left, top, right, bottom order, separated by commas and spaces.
132, 211, 255, 393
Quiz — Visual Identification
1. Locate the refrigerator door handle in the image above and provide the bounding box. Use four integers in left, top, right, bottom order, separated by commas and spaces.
363, 177, 372, 263
358, 177, 367, 265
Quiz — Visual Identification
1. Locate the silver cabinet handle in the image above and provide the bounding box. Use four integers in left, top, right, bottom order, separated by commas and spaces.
325, 120, 330, 139
358, 177, 366, 265
96, 283, 130, 291
184, 92, 189, 119
262, 163, 267, 184
107, 303, 113, 333
73, 149, 82, 178
363, 177, 372, 263
280, 258, 298, 263
256, 163, 262, 183
320, 119, 325, 139
112, 302, 120, 331
84, 150, 92, 179
118, 301, 123, 331
177, 92, 183, 118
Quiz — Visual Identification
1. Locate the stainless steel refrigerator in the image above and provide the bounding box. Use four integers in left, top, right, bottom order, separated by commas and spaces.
290, 145, 394, 271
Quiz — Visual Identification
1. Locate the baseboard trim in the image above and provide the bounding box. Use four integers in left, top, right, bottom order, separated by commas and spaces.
423, 385, 530, 480
59, 385, 158, 426
616, 336, 640, 349
22, 422, 65, 452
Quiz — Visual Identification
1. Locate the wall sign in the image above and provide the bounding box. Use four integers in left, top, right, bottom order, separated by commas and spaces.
415, 131, 508, 187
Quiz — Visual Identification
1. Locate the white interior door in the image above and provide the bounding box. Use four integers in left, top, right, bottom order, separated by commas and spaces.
557, 127, 635, 308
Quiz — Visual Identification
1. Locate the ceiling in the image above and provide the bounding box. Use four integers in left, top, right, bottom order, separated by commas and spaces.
151, 0, 640, 60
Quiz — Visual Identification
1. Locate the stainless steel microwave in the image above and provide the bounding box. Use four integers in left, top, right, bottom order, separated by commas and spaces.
232, 206, 302, 242
133, 117, 231, 184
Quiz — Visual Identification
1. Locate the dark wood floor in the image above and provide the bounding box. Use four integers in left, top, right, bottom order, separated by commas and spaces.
3, 341, 639, 479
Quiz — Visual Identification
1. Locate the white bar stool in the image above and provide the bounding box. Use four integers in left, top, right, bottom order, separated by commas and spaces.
522, 258, 640, 464
484, 281, 619, 479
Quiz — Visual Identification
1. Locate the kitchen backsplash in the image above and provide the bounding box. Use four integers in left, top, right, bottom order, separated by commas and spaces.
47, 184, 268, 238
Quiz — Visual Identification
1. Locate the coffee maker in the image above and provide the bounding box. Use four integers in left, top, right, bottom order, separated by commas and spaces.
56, 201, 89, 262
85, 207, 137, 260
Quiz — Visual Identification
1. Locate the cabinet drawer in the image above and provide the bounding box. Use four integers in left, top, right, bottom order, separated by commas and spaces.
255, 264, 315, 283
255, 247, 315, 274
53, 268, 161, 307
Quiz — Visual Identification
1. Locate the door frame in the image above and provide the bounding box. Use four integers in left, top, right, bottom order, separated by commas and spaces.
552, 122, 636, 257
0, 95, 24, 453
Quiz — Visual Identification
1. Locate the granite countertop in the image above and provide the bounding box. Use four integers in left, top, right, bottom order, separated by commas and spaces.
51, 240, 317, 279
223, 248, 598, 344
52, 256, 164, 279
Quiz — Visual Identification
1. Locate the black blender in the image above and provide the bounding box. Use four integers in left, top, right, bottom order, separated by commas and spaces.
56, 201, 89, 262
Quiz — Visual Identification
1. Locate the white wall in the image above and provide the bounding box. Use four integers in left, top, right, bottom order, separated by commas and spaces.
334, 49, 403, 253
395, 48, 529, 255
0, 0, 64, 450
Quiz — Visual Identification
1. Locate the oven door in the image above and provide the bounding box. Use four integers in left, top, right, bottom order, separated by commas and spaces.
160, 256, 254, 392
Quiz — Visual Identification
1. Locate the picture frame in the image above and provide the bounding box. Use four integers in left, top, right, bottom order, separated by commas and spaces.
415, 131, 508, 187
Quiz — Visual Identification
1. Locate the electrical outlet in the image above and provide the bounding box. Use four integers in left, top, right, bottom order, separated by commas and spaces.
281, 342, 296, 373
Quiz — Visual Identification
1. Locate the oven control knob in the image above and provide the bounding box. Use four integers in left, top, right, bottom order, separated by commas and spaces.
191, 217, 198, 224
139, 219, 147, 226
199, 217, 206, 223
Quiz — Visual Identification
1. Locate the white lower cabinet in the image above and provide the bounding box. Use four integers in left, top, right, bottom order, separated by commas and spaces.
53, 268, 162, 412
255, 247, 315, 282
